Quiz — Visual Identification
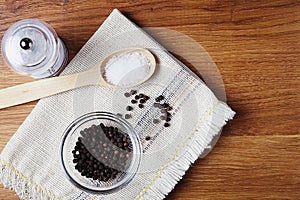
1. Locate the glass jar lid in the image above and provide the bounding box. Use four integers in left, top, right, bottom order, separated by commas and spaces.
1, 19, 59, 76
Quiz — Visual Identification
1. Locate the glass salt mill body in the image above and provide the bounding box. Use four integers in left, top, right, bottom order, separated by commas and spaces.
1, 19, 68, 78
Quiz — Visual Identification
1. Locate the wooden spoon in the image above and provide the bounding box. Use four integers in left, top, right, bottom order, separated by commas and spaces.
0, 48, 156, 109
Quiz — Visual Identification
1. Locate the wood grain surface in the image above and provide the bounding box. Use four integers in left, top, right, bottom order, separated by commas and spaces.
0, 0, 299, 199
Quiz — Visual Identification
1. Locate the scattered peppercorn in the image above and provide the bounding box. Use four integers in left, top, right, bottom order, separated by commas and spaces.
125, 114, 132, 119
166, 106, 173, 111
130, 90, 137, 95
139, 99, 146, 104
152, 95, 174, 127
131, 99, 137, 104
125, 91, 173, 126
143, 96, 149, 101
126, 106, 133, 111
158, 95, 164, 101
124, 92, 131, 97
166, 112, 171, 118
145, 136, 151, 141
160, 115, 166, 120
153, 119, 160, 124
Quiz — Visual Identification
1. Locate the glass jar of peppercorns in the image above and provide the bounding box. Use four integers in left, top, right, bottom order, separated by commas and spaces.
60, 112, 141, 193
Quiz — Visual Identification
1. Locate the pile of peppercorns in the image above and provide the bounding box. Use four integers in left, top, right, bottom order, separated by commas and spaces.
123, 90, 173, 128
153, 95, 172, 127
123, 90, 150, 119
72, 123, 132, 182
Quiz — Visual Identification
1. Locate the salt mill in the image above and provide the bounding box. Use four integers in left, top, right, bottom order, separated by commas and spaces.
1, 19, 68, 78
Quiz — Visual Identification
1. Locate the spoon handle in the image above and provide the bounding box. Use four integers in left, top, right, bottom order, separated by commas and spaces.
0, 71, 93, 109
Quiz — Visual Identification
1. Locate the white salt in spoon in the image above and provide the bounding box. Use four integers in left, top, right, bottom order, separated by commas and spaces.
0, 48, 156, 109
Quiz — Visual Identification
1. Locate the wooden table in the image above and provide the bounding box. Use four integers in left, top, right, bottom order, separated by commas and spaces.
1, 0, 299, 199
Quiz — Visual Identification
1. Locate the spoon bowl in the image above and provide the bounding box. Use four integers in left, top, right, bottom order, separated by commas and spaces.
100, 48, 156, 88
0, 48, 156, 109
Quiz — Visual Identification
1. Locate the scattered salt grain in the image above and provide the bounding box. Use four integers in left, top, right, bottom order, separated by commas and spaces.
104, 52, 151, 86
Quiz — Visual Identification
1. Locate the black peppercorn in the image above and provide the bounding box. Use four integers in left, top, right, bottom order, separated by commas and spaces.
145, 136, 151, 141
138, 104, 144, 108
153, 119, 160, 124
125, 114, 132, 119
131, 99, 137, 104
124, 92, 131, 97
139, 99, 146, 104
166, 112, 171, 118
117, 142, 123, 148
164, 123, 170, 127
160, 115, 166, 120
158, 95, 164, 101
143, 96, 149, 101
161, 109, 167, 113
166, 106, 173, 111
130, 90, 137, 95
126, 106, 133, 111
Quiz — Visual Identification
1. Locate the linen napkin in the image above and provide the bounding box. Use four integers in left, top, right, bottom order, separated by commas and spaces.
0, 9, 235, 199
